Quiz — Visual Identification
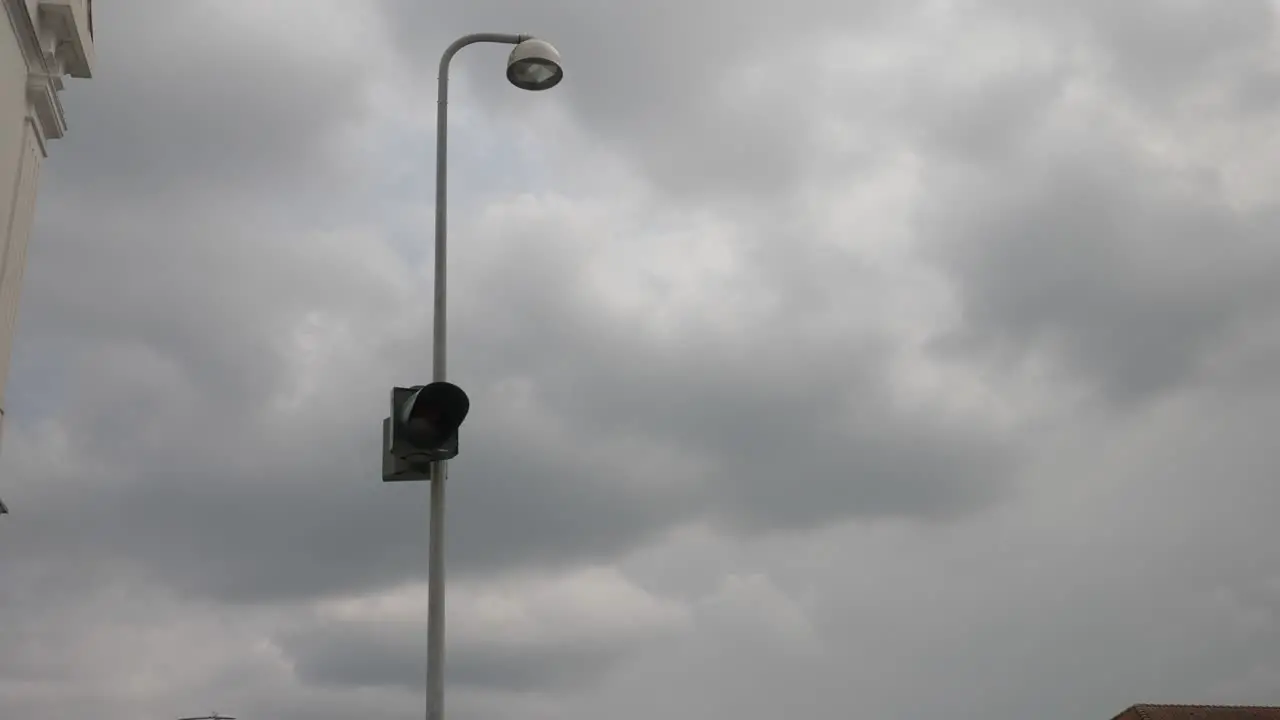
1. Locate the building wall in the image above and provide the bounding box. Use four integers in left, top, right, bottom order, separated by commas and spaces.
0, 0, 92, 449
0, 117, 42, 412
0, 4, 34, 433
0, 16, 29, 253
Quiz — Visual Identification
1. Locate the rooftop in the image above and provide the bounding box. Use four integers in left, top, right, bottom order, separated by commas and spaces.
1118, 705, 1280, 720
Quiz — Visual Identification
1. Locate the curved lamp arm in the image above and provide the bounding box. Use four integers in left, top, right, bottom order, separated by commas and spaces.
432, 33, 529, 383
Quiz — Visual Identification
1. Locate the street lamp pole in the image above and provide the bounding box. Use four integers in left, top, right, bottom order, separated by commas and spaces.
426, 33, 564, 720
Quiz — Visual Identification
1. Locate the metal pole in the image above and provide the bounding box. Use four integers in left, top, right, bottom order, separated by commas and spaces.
428, 32, 528, 720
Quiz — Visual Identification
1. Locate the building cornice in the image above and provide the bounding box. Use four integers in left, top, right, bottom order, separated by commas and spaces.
2, 0, 92, 154
38, 0, 93, 78
2, 0, 50, 76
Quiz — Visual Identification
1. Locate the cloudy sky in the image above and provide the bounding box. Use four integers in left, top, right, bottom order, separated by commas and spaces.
6, 1, 1280, 719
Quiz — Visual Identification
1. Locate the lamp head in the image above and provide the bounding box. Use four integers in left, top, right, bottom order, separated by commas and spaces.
507, 38, 563, 91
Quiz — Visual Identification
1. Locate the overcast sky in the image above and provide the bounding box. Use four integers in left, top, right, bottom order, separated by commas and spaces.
5, 1, 1280, 719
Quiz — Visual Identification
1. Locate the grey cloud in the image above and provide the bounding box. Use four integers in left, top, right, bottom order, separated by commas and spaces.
14, 205, 375, 461
0, 420, 692, 605
1, 0, 1024, 608
909, 64, 1069, 165
48, 2, 376, 204
2, 186, 1013, 606
381, 0, 1278, 211
378, 0, 902, 205
279, 622, 622, 693
582, 389, 1280, 720
0, 0, 415, 609
854, 2, 1280, 409
7, 0, 1237, 633
922, 137, 1280, 407
10, 1, 1280, 719
1057, 0, 1273, 106
440, 221, 1014, 539
1234, 68, 1280, 115
464, 296, 1010, 533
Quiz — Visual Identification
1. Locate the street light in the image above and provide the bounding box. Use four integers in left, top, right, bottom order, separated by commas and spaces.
506, 39, 564, 91
380, 33, 564, 720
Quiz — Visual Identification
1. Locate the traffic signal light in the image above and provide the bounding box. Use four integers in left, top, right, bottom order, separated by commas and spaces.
382, 381, 471, 482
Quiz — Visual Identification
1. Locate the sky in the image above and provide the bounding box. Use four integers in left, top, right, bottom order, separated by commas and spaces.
5, 1, 1280, 719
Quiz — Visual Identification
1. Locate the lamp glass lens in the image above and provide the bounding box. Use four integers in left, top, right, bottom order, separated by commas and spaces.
512, 59, 558, 87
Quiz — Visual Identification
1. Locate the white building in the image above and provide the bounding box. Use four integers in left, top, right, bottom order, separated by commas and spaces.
0, 0, 93, 515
